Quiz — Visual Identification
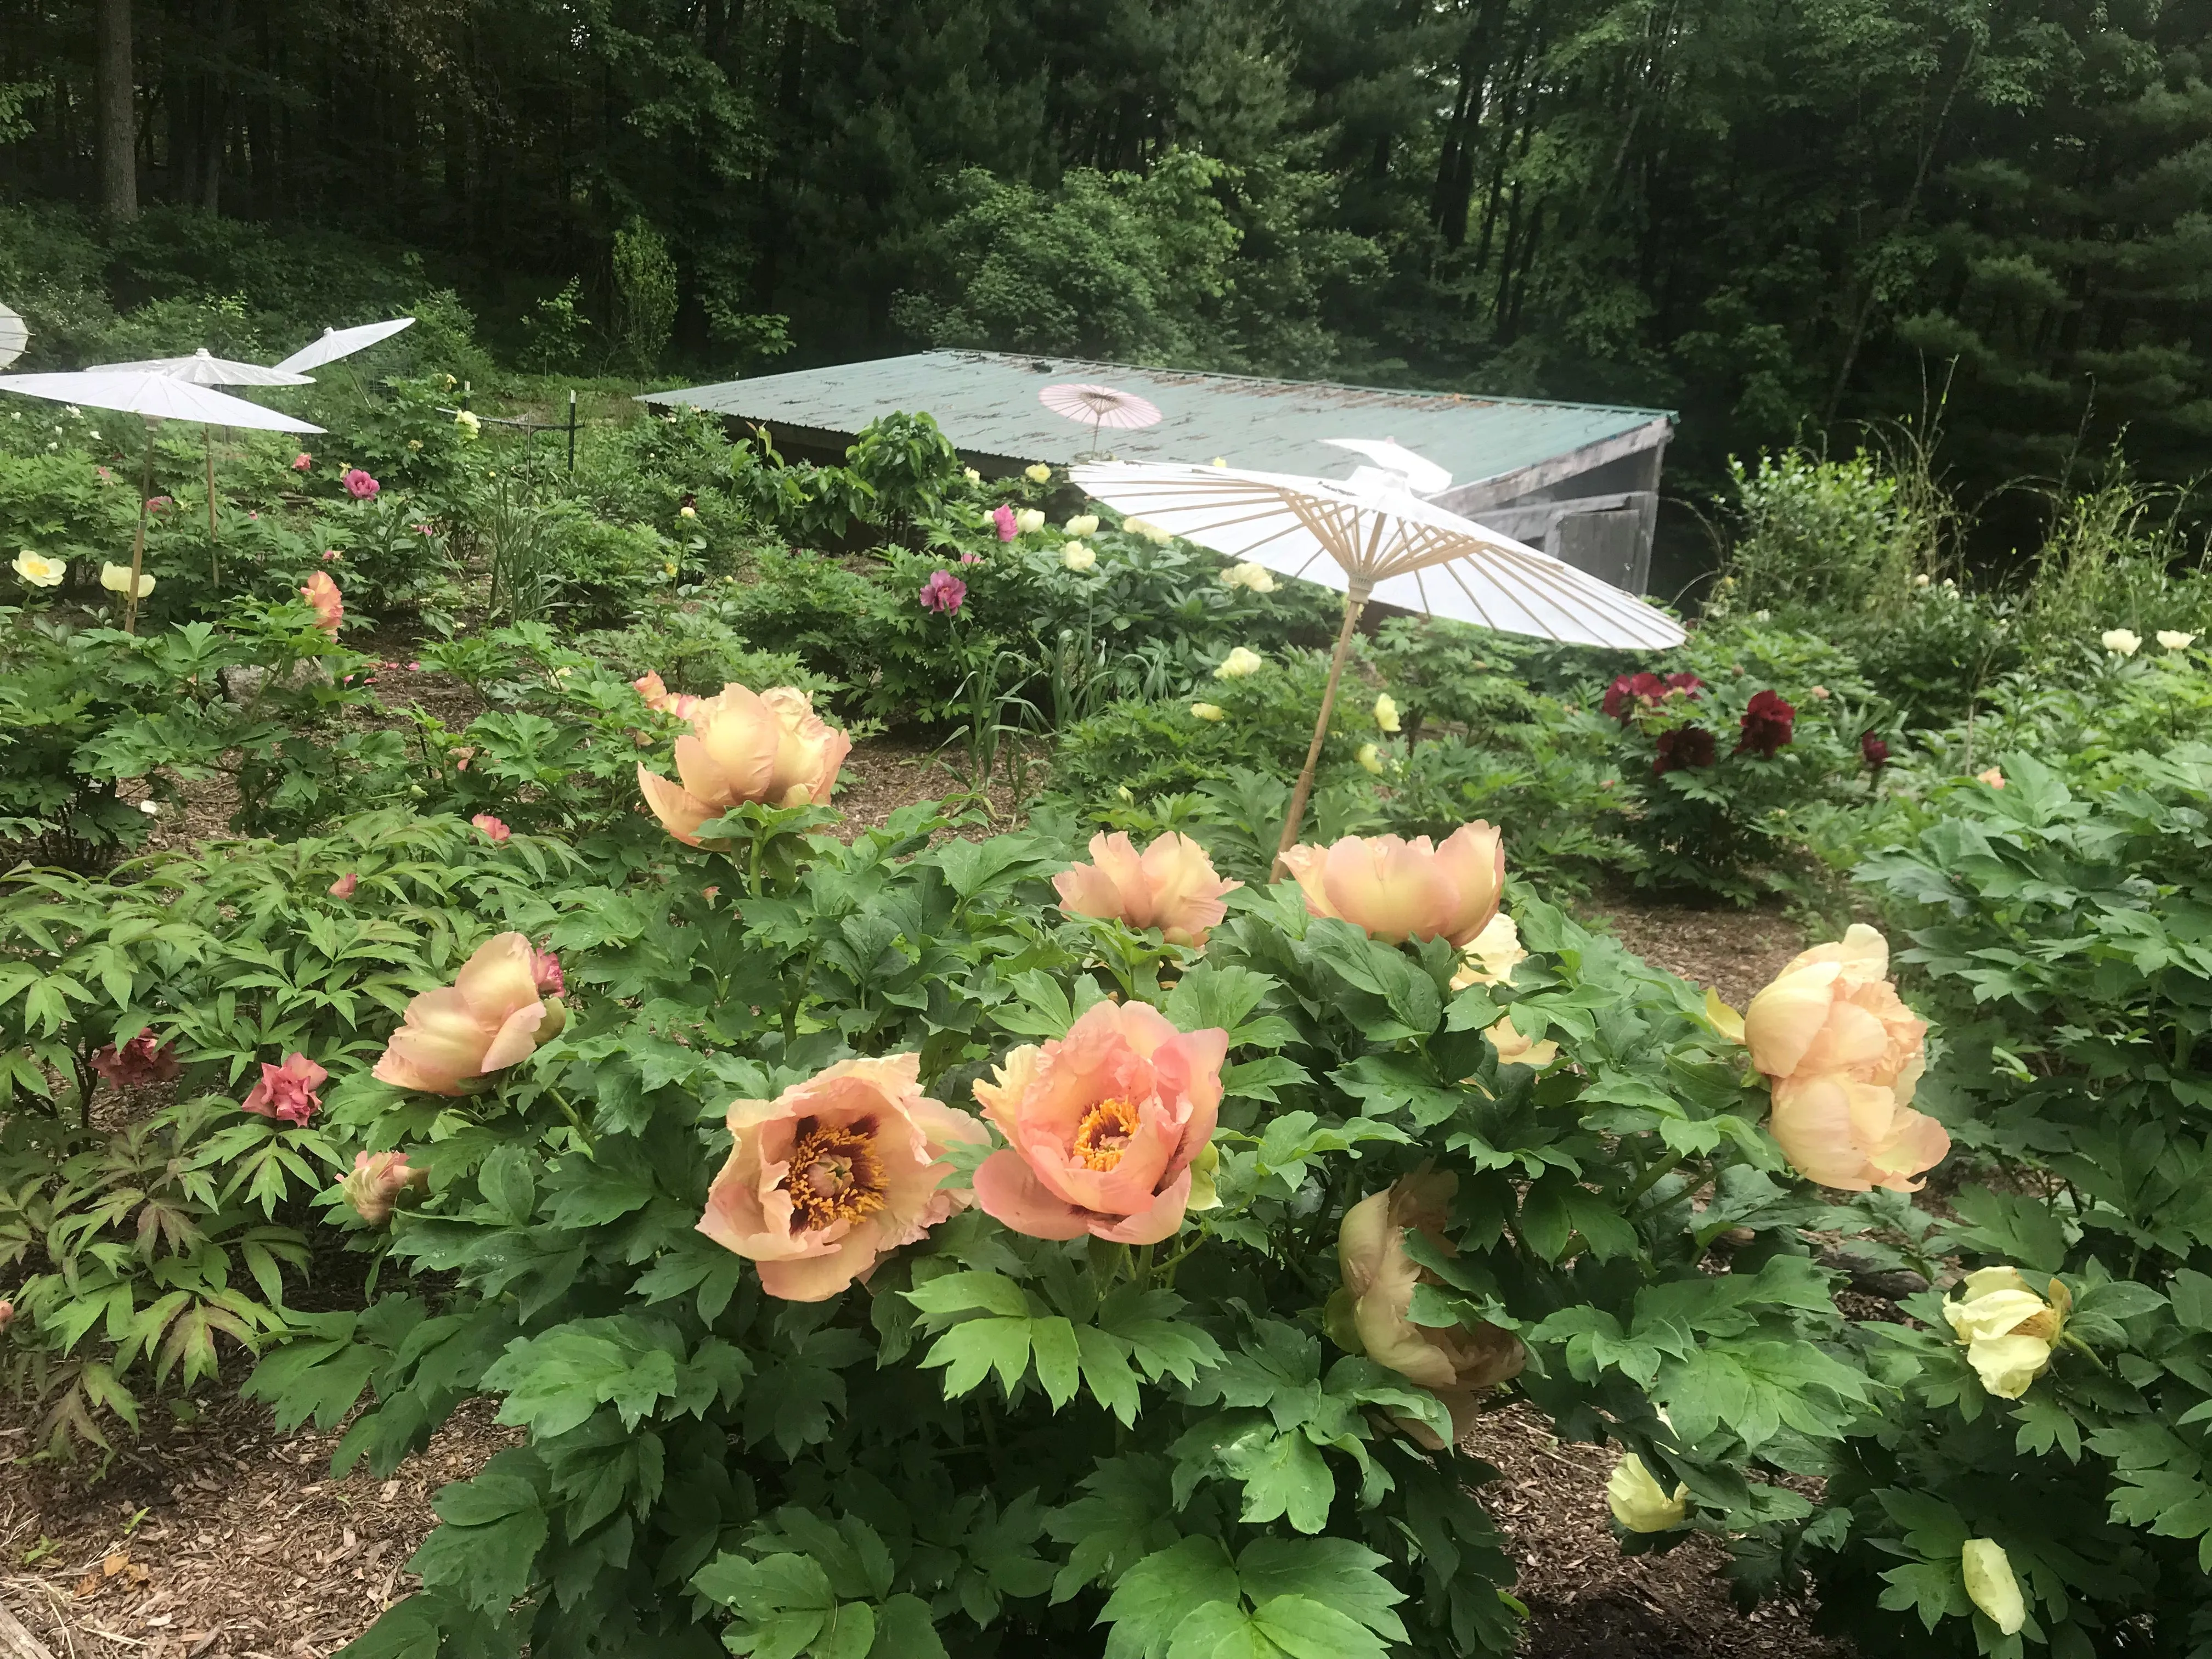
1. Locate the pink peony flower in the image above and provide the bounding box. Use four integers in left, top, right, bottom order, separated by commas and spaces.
973, 1001, 1227, 1245
342, 1149, 426, 1224
1279, 822, 1504, 948
697, 1053, 987, 1301
961, 550, 983, 564
341, 468, 380, 500
919, 569, 967, 614
147, 495, 173, 512
471, 814, 511, 842
97, 465, 115, 482
1052, 831, 1241, 949
292, 453, 313, 472
991, 504, 1018, 541
92, 1029, 182, 1086
329, 871, 359, 899
636, 684, 851, 845
240, 1052, 328, 1125
301, 571, 343, 635
531, 946, 563, 996
323, 549, 342, 561
371, 933, 567, 1096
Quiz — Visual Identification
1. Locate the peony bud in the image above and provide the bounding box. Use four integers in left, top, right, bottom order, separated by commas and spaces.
1961, 1539, 2025, 1635
342, 1149, 427, 1224
329, 872, 359, 899
1189, 702, 1225, 722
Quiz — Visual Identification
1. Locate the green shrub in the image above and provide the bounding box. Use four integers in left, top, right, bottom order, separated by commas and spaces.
1719, 445, 1933, 619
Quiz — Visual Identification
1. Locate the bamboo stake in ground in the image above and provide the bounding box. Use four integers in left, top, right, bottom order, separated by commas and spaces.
204, 421, 220, 586
1273, 575, 1372, 876
123, 417, 155, 634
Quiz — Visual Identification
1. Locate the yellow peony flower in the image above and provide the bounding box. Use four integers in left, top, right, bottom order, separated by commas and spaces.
1121, 516, 1173, 545
1485, 1012, 1558, 1069
1373, 693, 1401, 733
1961, 1539, 2025, 1635
1450, 913, 1526, 991
1357, 742, 1385, 775
1210, 456, 1227, 467
12, 551, 64, 588
1024, 462, 1052, 484
1605, 1454, 1688, 1532
679, 504, 697, 518
1062, 542, 1097, 572
1189, 702, 1225, 722
1220, 561, 1277, 593
1943, 1266, 2069, 1399
1015, 507, 1046, 534
962, 467, 981, 484
1215, 646, 1265, 679
453, 409, 481, 439
2102, 628, 2142, 656
2158, 630, 2197, 651
1064, 514, 1099, 538
100, 562, 154, 598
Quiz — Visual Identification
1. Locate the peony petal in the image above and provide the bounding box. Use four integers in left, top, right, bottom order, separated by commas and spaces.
1322, 835, 1456, 944
1432, 821, 1505, 947
1053, 860, 1131, 926
1766, 1071, 1877, 1189
477, 1001, 549, 1072
1088, 1169, 1193, 1244
1278, 844, 1337, 922
1743, 961, 1844, 1079
452, 934, 542, 1020
757, 1230, 879, 1301
973, 1149, 1096, 1240
638, 765, 716, 846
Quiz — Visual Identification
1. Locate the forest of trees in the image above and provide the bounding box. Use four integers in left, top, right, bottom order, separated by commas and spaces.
4, 0, 2212, 525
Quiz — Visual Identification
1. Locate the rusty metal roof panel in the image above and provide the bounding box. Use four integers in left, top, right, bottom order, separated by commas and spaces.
641, 351, 1672, 487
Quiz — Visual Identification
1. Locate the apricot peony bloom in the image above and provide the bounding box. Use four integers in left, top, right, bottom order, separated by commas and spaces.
328, 871, 359, 899
1052, 831, 1242, 948
1745, 924, 1948, 1192
1943, 1266, 2069, 1399
371, 933, 566, 1096
1333, 1171, 1525, 1447
633, 672, 702, 720
1606, 1454, 1689, 1531
342, 1149, 426, 1224
636, 684, 851, 844
973, 1001, 1227, 1245
698, 1053, 985, 1301
471, 814, 511, 843
240, 1052, 327, 1125
301, 571, 343, 635
1977, 766, 2005, 788
1279, 822, 1504, 948
1962, 1540, 2026, 1636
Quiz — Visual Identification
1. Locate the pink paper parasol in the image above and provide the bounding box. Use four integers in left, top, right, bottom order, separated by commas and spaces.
1040, 382, 1163, 453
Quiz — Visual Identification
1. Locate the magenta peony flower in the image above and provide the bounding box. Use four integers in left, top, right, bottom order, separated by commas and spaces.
342, 468, 380, 500
1736, 690, 1797, 758
991, 504, 1018, 541
292, 453, 313, 471
919, 569, 968, 614
1653, 726, 1717, 775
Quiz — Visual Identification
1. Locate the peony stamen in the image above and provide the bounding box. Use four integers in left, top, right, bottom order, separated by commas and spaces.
1071, 1097, 1141, 1170
782, 1120, 887, 1231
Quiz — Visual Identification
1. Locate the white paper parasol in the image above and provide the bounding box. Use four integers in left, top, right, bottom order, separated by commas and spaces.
1041, 382, 1163, 455
0, 371, 324, 629
0, 303, 26, 370
273, 317, 415, 374
1070, 458, 1684, 863
1318, 437, 1453, 498
89, 348, 315, 387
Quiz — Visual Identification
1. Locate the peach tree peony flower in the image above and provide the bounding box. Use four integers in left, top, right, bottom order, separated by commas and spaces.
292, 452, 313, 471
636, 684, 851, 844
919, 569, 968, 614
343, 1149, 427, 1224
1977, 766, 2005, 788
328, 871, 359, 899
240, 1052, 327, 1125
1052, 831, 1241, 948
301, 571, 343, 635
1279, 822, 1503, 948
697, 1053, 986, 1301
973, 1000, 1227, 1245
471, 814, 511, 842
1744, 924, 1948, 1192
1330, 1171, 1525, 1447
371, 933, 567, 1096
1943, 1266, 2069, 1399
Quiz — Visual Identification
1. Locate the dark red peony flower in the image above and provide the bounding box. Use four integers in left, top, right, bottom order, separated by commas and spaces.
1663, 672, 1705, 697
1602, 671, 1671, 721
1653, 726, 1717, 775
91, 1029, 182, 1087
1735, 690, 1797, 758
1861, 731, 1891, 770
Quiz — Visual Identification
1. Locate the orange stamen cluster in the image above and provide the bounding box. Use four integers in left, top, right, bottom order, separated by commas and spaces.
783, 1118, 887, 1232
1072, 1097, 1141, 1171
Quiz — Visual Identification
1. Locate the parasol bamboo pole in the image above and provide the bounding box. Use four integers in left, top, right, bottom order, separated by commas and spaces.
204, 423, 220, 587
123, 418, 155, 635
1273, 575, 1372, 876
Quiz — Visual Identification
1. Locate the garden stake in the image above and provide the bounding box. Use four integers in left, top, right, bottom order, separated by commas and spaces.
123, 416, 157, 634
1274, 575, 1372, 875
205, 423, 220, 588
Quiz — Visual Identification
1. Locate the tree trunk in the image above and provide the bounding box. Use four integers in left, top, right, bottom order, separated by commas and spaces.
94, 0, 138, 220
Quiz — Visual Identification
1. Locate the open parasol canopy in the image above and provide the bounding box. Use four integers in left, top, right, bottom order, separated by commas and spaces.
0, 371, 325, 631
90, 347, 315, 387
0, 302, 26, 370
1041, 382, 1163, 457
273, 317, 415, 374
1070, 454, 1684, 864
